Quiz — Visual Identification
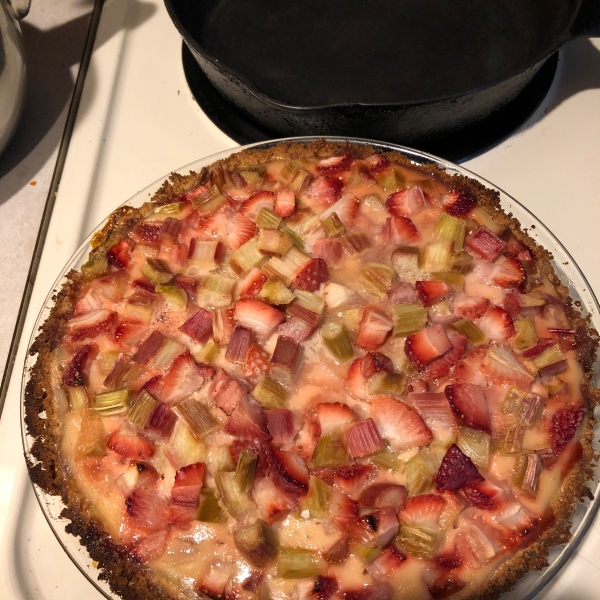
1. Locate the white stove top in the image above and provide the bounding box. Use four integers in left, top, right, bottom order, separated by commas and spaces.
1, 0, 599, 598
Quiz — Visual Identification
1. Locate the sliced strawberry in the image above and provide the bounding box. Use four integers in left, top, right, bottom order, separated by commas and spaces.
342, 583, 395, 600
333, 464, 376, 497
383, 216, 419, 244
63, 343, 97, 386
276, 316, 316, 342
224, 394, 271, 440
359, 484, 407, 513
386, 187, 426, 217
107, 239, 132, 269
292, 258, 329, 292
453, 521, 497, 568
368, 545, 406, 579
227, 212, 257, 250
234, 298, 285, 337
421, 330, 468, 380
467, 227, 505, 261
362, 352, 395, 377
435, 444, 484, 492
461, 478, 507, 510
491, 256, 526, 288
271, 448, 309, 492
480, 346, 533, 389
125, 486, 170, 530
444, 383, 491, 432
69, 309, 116, 341
387, 281, 418, 304
275, 189, 296, 218
213, 307, 235, 345
76, 288, 105, 315
415, 280, 452, 307
239, 190, 276, 220
364, 153, 391, 175
319, 192, 360, 227
427, 575, 466, 600
179, 308, 213, 343
312, 238, 344, 264
370, 396, 432, 451
146, 402, 177, 438
316, 402, 357, 435
266, 408, 296, 446
135, 221, 162, 244
108, 427, 156, 459
400, 494, 446, 529
409, 392, 458, 445
317, 154, 352, 175
452, 294, 489, 320
356, 307, 393, 351
226, 326, 253, 364
405, 324, 452, 368
348, 506, 399, 547
307, 576, 338, 600
252, 476, 297, 523
441, 189, 476, 217
330, 488, 359, 527
171, 462, 205, 507
161, 353, 210, 404
132, 528, 170, 562
209, 368, 247, 415
238, 268, 268, 298
550, 405, 586, 454
477, 306, 515, 342
345, 419, 383, 458
197, 563, 233, 600
347, 353, 394, 400
305, 176, 342, 207
243, 343, 271, 380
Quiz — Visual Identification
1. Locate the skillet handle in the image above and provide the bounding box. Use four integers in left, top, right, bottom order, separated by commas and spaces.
570, 0, 600, 38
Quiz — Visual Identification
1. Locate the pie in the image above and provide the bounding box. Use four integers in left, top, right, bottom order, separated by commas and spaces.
24, 140, 599, 600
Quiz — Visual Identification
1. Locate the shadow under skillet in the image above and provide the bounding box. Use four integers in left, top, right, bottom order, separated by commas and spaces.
182, 43, 558, 164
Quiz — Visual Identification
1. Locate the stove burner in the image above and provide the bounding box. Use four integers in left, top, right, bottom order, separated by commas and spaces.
182, 44, 558, 163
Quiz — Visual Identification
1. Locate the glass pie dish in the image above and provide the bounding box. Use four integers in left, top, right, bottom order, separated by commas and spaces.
21, 137, 600, 600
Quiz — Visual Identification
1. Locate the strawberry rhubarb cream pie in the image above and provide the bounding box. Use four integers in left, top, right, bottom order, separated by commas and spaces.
25, 140, 599, 600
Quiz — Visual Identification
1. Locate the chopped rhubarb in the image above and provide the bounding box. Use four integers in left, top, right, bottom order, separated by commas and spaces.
209, 368, 247, 415
467, 227, 505, 261
270, 335, 299, 372
233, 520, 279, 568
345, 419, 383, 458
179, 308, 213, 343
360, 484, 407, 513
174, 398, 219, 439
226, 326, 253, 364
265, 409, 295, 445
146, 402, 177, 439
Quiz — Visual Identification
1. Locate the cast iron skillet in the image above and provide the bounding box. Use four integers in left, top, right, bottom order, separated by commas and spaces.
164, 0, 600, 146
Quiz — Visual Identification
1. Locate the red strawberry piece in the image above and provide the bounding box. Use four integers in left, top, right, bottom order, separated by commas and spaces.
316, 402, 357, 436
63, 343, 97, 386
126, 486, 170, 530
416, 280, 452, 306
427, 575, 466, 600
319, 192, 359, 227
197, 563, 233, 600
477, 306, 515, 342
276, 316, 316, 342
330, 488, 359, 527
344, 419, 383, 458
385, 187, 426, 217
271, 448, 309, 492
365, 153, 391, 175
317, 154, 352, 175
461, 478, 508, 510
334, 464, 376, 496
209, 368, 247, 415
265, 408, 296, 446
107, 239, 132, 269
405, 324, 452, 368
227, 212, 257, 250
170, 504, 197, 528
387, 281, 418, 304
234, 298, 285, 337
356, 307, 393, 351
362, 352, 394, 377
343, 583, 395, 600
174, 274, 198, 300
435, 444, 484, 492
491, 256, 526, 288
400, 494, 446, 529
467, 227, 505, 261
348, 506, 399, 547
368, 545, 406, 579
147, 403, 177, 438
444, 383, 491, 432
224, 394, 271, 441
132, 330, 166, 364
453, 521, 497, 568
370, 396, 433, 451
275, 189, 296, 218
132, 528, 170, 562
550, 405, 586, 454
69, 309, 116, 341
179, 308, 214, 343
360, 484, 407, 513
453, 294, 489, 320
108, 428, 156, 459
347, 353, 394, 400
434, 548, 462, 570
238, 268, 268, 298
441, 189, 476, 217
160, 217, 180, 242
213, 308, 235, 345
421, 330, 468, 380
292, 258, 329, 292
226, 326, 253, 364
383, 216, 419, 244
161, 353, 210, 404
252, 476, 297, 523
243, 343, 271, 380
240, 570, 263, 593
135, 221, 162, 244
239, 190, 276, 220
308, 576, 338, 600
409, 392, 458, 443
312, 238, 344, 264
171, 462, 205, 507
480, 346, 533, 389
305, 176, 342, 207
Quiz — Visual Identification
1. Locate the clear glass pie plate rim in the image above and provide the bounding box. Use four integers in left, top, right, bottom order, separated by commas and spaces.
20, 136, 600, 600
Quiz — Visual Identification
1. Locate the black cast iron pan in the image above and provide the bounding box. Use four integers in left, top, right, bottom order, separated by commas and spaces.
164, 0, 600, 146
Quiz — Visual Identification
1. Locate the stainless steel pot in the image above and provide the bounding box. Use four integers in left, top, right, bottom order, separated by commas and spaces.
0, 0, 30, 155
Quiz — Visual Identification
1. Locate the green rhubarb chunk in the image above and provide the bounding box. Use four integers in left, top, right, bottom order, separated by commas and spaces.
321, 321, 354, 362
258, 277, 295, 305
352, 542, 382, 565
433, 212, 466, 250
77, 411, 108, 457
81, 253, 108, 280
66, 386, 88, 412
502, 387, 527, 414
301, 476, 332, 518
127, 390, 157, 429
322, 212, 345, 237
450, 319, 487, 345
276, 548, 326, 579
368, 447, 405, 472
430, 271, 465, 287
531, 344, 566, 370
193, 185, 227, 215
197, 275, 236, 309
154, 202, 185, 215
92, 389, 130, 415
175, 398, 219, 439
367, 371, 406, 398
196, 488, 228, 524
361, 262, 395, 300
193, 340, 220, 363
156, 284, 188, 309
457, 427, 490, 470
397, 524, 441, 560
278, 225, 305, 250
253, 376, 290, 409
310, 430, 351, 468
235, 449, 258, 493
449, 251, 474, 274
215, 471, 256, 519
264, 246, 311, 285
149, 338, 185, 370
294, 289, 325, 315
256, 208, 282, 229
257, 228, 293, 257
374, 167, 404, 193
287, 169, 312, 195
229, 237, 266, 276
419, 241, 453, 273
391, 303, 427, 337
405, 452, 438, 496
141, 258, 173, 285
512, 316, 539, 350
234, 520, 279, 568
492, 423, 524, 454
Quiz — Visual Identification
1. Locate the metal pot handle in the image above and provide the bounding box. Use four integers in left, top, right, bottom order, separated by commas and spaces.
7, 0, 31, 20
570, 0, 600, 38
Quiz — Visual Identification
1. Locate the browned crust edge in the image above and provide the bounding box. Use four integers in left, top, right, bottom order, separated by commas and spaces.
24, 140, 600, 600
